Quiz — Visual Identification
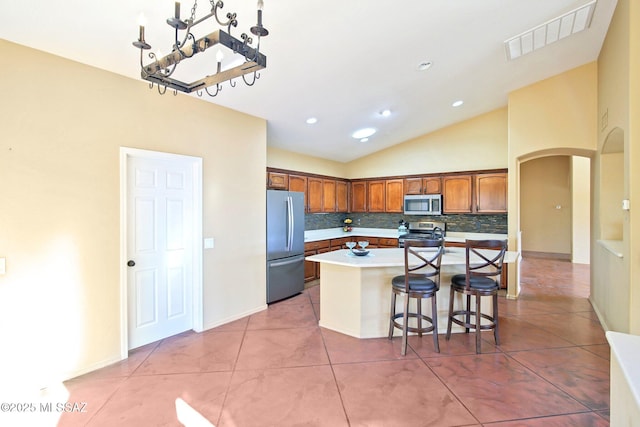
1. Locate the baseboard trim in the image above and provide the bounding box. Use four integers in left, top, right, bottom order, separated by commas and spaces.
522, 251, 571, 261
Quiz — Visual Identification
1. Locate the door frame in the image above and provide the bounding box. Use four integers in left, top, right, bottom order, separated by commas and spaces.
119, 147, 204, 359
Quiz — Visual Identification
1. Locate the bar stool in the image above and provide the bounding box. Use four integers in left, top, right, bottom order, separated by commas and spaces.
446, 239, 507, 353
388, 238, 444, 355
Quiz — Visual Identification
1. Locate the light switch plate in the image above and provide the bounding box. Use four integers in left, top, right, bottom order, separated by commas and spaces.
204, 238, 214, 249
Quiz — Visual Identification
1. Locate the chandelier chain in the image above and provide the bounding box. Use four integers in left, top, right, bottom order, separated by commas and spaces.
190, 1, 198, 22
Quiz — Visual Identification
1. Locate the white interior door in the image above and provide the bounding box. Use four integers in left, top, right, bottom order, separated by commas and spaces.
126, 154, 195, 349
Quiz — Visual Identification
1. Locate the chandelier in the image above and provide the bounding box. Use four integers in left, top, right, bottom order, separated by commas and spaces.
133, 0, 268, 96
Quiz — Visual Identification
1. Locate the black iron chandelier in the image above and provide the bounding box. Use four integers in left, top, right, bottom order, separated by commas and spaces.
133, 0, 268, 96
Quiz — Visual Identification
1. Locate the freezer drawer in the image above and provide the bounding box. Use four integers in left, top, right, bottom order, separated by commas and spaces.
267, 255, 304, 303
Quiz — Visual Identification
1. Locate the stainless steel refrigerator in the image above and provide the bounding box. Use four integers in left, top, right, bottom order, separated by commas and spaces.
266, 190, 305, 303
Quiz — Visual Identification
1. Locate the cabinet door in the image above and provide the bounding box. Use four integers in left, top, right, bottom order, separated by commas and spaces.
424, 177, 441, 194
368, 180, 386, 212
404, 178, 423, 195
351, 181, 367, 212
443, 175, 473, 213
335, 180, 349, 212
267, 172, 288, 189
475, 173, 507, 213
322, 179, 337, 212
307, 177, 323, 213
304, 250, 317, 282
316, 247, 331, 279
378, 238, 399, 247
288, 174, 308, 212
385, 179, 404, 212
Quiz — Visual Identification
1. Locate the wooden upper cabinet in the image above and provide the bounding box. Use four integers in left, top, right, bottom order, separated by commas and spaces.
322, 179, 337, 212
336, 180, 349, 212
404, 178, 423, 195
267, 172, 288, 190
307, 177, 323, 213
368, 180, 386, 212
351, 181, 367, 212
288, 174, 307, 211
385, 179, 404, 212
475, 173, 507, 213
424, 177, 441, 194
404, 177, 441, 194
442, 175, 473, 213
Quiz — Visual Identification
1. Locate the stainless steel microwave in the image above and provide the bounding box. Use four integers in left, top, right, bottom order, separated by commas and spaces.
403, 194, 442, 215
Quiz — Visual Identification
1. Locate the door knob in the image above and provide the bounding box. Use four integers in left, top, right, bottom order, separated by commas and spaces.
127, 260, 136, 267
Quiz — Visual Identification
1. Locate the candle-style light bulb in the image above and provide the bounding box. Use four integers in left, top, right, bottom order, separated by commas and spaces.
137, 12, 147, 27
133, 12, 151, 50
216, 50, 224, 73
137, 13, 147, 41
174, 2, 181, 19
251, 0, 268, 37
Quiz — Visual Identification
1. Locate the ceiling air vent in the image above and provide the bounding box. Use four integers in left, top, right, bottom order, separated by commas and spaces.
504, 0, 597, 60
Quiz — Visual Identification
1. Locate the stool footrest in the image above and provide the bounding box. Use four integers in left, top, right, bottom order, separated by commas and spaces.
391, 312, 436, 334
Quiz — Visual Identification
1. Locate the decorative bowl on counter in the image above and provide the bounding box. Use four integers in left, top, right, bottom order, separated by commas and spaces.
352, 249, 369, 256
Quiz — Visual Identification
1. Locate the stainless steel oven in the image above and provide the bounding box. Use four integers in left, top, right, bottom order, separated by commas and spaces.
398, 221, 446, 247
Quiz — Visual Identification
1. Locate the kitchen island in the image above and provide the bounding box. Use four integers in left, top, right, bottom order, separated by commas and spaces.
305, 247, 520, 339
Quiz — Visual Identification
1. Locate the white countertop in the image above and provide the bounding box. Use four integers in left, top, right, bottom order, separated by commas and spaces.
306, 247, 520, 268
607, 331, 640, 408
304, 227, 507, 243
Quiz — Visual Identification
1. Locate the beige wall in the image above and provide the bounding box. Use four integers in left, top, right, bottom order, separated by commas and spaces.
0, 40, 267, 387
267, 146, 348, 178
591, 0, 640, 334
572, 156, 591, 264
344, 108, 508, 179
507, 62, 597, 297
520, 156, 572, 256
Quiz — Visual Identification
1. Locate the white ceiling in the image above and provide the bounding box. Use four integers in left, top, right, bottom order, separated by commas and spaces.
0, 0, 617, 163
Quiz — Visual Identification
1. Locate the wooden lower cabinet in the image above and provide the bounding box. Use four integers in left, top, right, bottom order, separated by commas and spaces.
304, 250, 317, 282
304, 240, 331, 282
378, 237, 399, 248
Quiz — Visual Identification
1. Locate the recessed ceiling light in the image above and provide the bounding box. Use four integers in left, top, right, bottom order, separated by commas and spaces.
380, 109, 391, 117
417, 61, 433, 71
352, 128, 376, 140
452, 100, 464, 107
306, 117, 317, 124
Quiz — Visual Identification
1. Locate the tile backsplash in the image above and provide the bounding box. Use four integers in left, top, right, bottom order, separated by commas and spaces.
305, 212, 507, 234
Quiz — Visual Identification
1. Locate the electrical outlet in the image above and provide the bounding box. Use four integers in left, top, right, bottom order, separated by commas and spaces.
204, 238, 214, 249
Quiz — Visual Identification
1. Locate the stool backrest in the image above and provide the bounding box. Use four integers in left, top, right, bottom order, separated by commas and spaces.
464, 239, 507, 289
402, 239, 444, 291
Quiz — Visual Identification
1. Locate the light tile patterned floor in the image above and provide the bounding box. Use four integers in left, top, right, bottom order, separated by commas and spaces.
54, 257, 609, 426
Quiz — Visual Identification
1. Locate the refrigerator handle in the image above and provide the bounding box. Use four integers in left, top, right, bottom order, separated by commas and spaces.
287, 195, 294, 251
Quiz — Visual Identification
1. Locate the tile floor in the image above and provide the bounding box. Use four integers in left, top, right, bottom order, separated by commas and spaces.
57, 257, 609, 426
